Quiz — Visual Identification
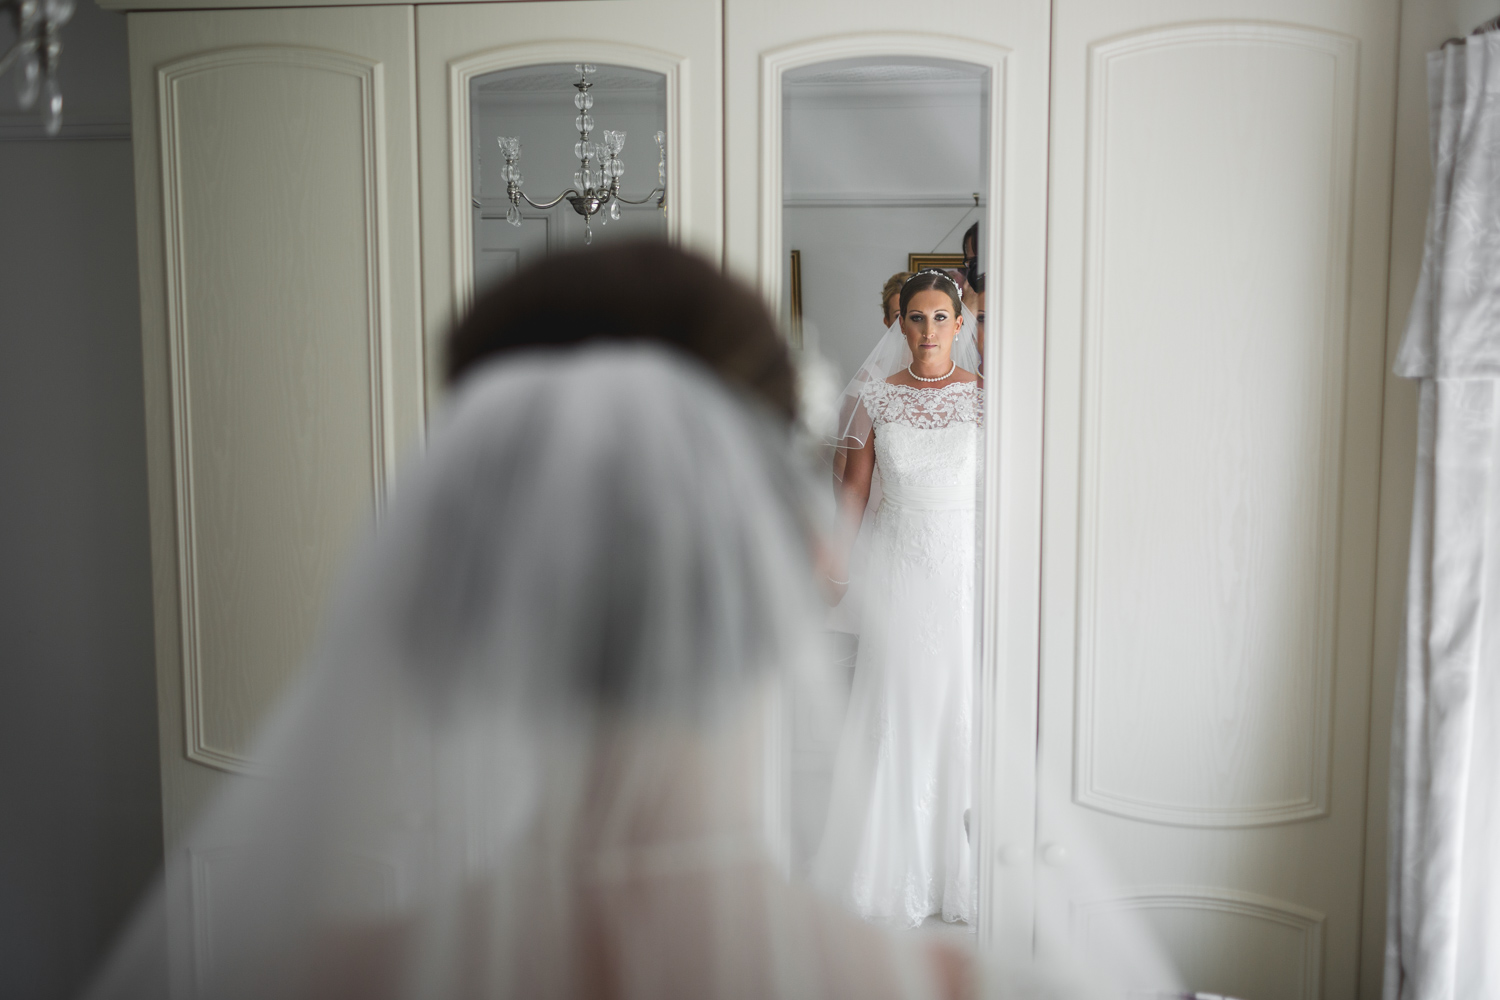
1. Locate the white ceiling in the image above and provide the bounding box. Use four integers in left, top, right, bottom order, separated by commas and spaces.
784, 58, 987, 88
475, 62, 665, 94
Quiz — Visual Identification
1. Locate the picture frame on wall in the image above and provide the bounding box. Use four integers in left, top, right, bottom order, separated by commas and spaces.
788, 249, 804, 349
907, 252, 966, 273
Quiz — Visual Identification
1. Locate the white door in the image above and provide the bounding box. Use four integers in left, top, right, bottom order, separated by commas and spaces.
1036, 1, 1399, 997
127, 5, 425, 852
415, 0, 723, 406
723, 0, 1053, 959
127, 8, 425, 987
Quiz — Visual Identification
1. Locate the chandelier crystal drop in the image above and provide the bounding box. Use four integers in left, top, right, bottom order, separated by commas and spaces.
1, 0, 74, 135
496, 63, 668, 245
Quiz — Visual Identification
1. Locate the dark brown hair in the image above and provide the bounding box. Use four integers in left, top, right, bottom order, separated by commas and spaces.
898, 269, 963, 318
446, 241, 796, 421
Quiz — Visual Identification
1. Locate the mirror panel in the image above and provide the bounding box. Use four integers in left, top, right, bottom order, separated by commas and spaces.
469, 63, 667, 291
783, 56, 991, 936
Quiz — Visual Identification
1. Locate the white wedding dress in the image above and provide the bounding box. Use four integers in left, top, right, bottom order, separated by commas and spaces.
813, 378, 980, 928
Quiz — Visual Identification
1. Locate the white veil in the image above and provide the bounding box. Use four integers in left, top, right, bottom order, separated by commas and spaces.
81, 344, 960, 1000
831, 298, 982, 461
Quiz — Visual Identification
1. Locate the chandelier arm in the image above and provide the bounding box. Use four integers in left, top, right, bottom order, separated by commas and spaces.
610, 188, 665, 206
516, 189, 581, 211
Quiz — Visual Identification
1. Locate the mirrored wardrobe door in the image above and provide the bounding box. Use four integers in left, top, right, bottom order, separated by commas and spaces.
415, 0, 722, 407
723, 0, 1052, 958
1037, 1, 1399, 997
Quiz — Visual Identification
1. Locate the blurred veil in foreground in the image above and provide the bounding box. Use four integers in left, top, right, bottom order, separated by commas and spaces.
82, 244, 963, 1000
82, 242, 1174, 1000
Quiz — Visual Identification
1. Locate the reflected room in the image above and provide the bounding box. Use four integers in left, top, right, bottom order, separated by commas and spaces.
471, 62, 668, 288
781, 57, 990, 935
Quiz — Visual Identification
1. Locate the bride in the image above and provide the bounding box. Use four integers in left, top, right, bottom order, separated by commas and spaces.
812, 269, 981, 928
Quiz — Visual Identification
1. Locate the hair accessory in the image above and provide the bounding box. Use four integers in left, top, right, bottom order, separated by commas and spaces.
903, 268, 960, 291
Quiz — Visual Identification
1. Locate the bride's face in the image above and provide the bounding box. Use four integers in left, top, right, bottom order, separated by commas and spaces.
900, 288, 963, 364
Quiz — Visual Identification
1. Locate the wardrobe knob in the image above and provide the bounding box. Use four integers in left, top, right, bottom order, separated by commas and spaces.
1041, 843, 1068, 867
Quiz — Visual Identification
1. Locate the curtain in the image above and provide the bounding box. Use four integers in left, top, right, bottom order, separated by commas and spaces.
1386, 30, 1500, 1000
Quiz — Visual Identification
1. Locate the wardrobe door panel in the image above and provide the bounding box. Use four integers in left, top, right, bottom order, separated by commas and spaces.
1038, 3, 1398, 997
128, 6, 423, 848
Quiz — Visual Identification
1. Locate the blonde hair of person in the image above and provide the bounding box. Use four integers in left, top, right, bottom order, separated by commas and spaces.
881, 271, 913, 326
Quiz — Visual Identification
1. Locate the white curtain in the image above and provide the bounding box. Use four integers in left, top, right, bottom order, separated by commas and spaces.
1386, 31, 1500, 1000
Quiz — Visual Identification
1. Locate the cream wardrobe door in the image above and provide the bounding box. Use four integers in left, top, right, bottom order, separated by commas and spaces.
128, 6, 423, 849
415, 0, 722, 403
1036, 2, 1398, 997
723, 0, 1052, 958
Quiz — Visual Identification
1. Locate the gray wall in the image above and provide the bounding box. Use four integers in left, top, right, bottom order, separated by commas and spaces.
0, 4, 162, 998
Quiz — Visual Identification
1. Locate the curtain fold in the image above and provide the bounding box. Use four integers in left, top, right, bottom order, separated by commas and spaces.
1386, 30, 1500, 1000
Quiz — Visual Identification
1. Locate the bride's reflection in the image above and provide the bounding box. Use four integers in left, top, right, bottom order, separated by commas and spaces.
782, 56, 988, 933
812, 271, 982, 928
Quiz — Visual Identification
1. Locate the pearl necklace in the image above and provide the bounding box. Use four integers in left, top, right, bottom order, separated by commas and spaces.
907, 361, 956, 383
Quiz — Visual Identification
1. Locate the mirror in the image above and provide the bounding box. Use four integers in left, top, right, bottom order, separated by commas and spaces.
784, 57, 990, 936
470, 63, 668, 291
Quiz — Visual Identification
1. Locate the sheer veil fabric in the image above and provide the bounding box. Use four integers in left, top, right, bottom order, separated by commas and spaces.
82, 345, 958, 1000
831, 301, 982, 464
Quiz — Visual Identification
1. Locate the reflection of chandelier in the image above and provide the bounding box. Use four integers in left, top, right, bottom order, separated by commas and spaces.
497, 63, 667, 245
1, 0, 74, 135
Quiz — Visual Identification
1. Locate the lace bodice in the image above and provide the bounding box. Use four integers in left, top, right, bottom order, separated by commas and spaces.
861, 381, 982, 490
861, 380, 982, 430
815, 378, 979, 927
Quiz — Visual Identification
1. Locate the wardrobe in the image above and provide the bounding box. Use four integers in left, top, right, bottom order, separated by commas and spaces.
103, 0, 1468, 994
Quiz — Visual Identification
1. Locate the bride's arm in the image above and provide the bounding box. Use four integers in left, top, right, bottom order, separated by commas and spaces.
827, 435, 875, 605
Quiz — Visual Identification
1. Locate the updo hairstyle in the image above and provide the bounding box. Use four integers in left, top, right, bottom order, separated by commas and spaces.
880, 271, 912, 315
897, 269, 963, 318
446, 241, 796, 421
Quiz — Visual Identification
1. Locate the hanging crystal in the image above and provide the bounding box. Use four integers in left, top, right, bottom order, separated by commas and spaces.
583, 222, 593, 245
16, 50, 40, 110
41, 75, 61, 135
506, 204, 521, 227
609, 201, 621, 221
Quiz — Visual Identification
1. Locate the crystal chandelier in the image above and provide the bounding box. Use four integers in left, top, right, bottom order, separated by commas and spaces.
1, 0, 74, 135
496, 63, 667, 245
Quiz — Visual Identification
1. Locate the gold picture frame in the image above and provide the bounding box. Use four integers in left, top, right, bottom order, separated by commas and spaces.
789, 249, 804, 349
907, 252, 966, 273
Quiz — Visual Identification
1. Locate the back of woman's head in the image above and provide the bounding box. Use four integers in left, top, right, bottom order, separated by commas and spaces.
446, 241, 797, 422
388, 345, 819, 718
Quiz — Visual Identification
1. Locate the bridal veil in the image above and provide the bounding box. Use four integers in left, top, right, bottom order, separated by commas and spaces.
82, 344, 960, 1000
830, 296, 983, 462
